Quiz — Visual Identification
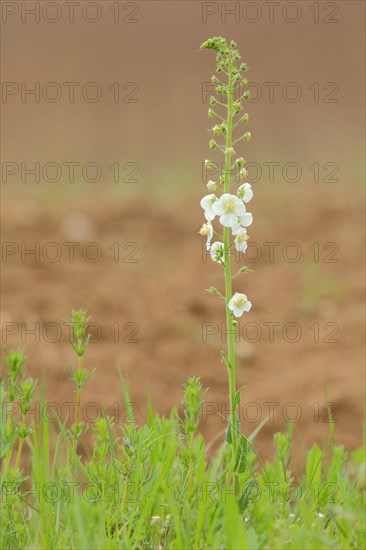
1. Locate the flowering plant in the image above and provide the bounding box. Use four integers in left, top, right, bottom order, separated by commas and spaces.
199, 36, 253, 497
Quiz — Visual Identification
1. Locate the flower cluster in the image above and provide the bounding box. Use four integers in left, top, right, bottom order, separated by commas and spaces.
199, 37, 253, 318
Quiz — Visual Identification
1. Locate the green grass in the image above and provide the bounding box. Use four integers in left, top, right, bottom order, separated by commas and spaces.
1, 337, 365, 549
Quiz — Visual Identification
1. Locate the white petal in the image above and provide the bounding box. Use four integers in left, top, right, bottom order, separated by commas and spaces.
244, 186, 253, 203
239, 213, 253, 227
243, 301, 252, 312
211, 197, 226, 215
219, 212, 237, 227
235, 241, 248, 253
234, 202, 247, 216
231, 222, 241, 236
204, 211, 215, 222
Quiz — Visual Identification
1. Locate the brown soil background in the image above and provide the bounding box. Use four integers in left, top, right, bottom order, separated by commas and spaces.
1, 1, 365, 460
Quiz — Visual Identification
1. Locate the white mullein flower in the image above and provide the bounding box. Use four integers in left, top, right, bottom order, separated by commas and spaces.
210, 241, 225, 264
212, 193, 246, 228
199, 222, 213, 250
200, 194, 217, 221
228, 292, 252, 317
237, 183, 253, 203
234, 228, 249, 252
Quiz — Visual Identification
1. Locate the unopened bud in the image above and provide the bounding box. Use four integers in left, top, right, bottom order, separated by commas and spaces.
208, 109, 215, 119
233, 102, 242, 113
240, 168, 248, 179
243, 91, 251, 101
225, 147, 235, 157
236, 157, 246, 168
209, 139, 217, 150
207, 180, 217, 192
241, 113, 249, 124
241, 79, 249, 88
210, 96, 217, 106
243, 132, 251, 142
206, 287, 219, 295
240, 63, 249, 72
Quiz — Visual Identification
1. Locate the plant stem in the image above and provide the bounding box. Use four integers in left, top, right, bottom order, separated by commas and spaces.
73, 356, 82, 453
75, 356, 82, 426
223, 52, 239, 497
15, 413, 25, 469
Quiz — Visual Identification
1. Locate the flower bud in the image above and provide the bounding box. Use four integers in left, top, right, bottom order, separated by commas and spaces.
225, 147, 235, 157
241, 113, 249, 124
230, 40, 237, 49
211, 75, 219, 84
209, 139, 217, 150
208, 108, 215, 119
243, 91, 251, 101
236, 157, 246, 168
240, 63, 249, 72
220, 175, 225, 185
233, 102, 242, 113
207, 180, 217, 192
240, 168, 248, 179
206, 286, 219, 295
243, 132, 251, 142
205, 159, 214, 170
215, 85, 226, 95
210, 96, 217, 106
241, 78, 249, 88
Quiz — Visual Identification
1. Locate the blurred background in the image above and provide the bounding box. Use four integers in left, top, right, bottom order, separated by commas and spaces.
1, 0, 365, 459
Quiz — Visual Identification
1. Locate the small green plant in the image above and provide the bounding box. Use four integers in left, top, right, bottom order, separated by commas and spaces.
1, 348, 36, 469
66, 309, 95, 449
199, 36, 253, 498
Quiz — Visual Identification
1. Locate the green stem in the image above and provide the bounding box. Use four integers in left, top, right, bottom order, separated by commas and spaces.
223, 52, 239, 497
73, 356, 82, 454
75, 356, 82, 425
15, 413, 25, 469
15, 438, 24, 469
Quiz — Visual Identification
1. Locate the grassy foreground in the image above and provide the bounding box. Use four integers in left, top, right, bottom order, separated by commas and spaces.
1, 321, 365, 549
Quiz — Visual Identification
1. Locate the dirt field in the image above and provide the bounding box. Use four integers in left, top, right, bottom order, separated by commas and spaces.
2, 180, 364, 460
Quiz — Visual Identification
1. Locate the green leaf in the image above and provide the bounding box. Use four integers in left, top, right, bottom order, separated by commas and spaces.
238, 479, 256, 513
234, 386, 246, 406
235, 434, 249, 473
221, 351, 232, 370
226, 414, 240, 445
